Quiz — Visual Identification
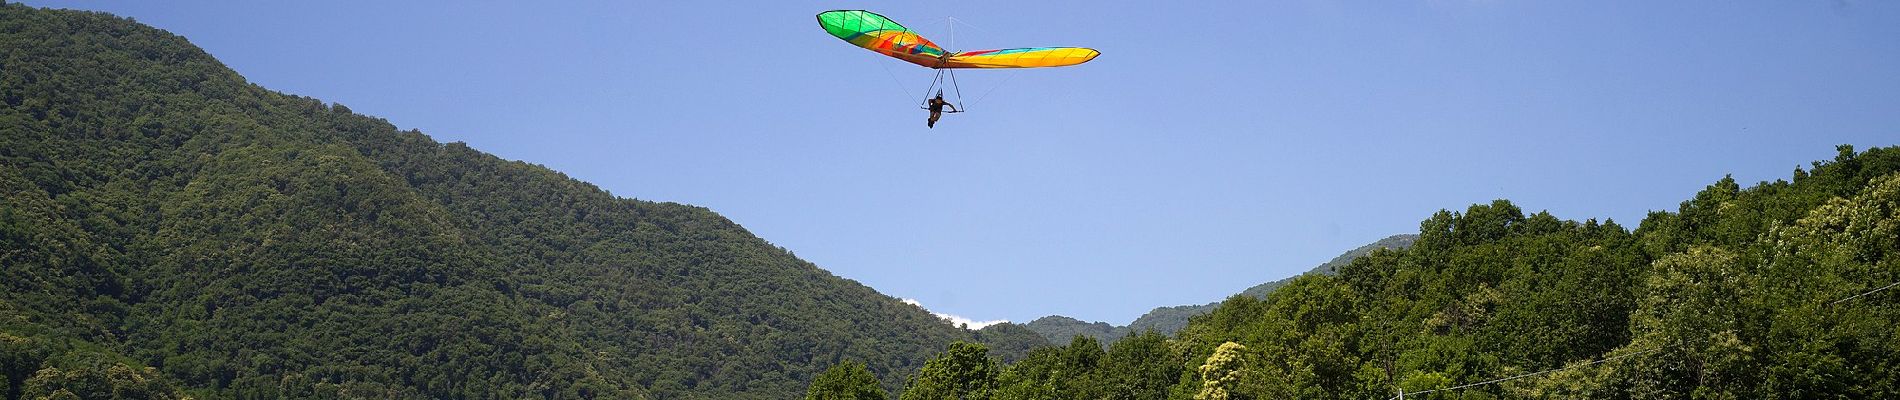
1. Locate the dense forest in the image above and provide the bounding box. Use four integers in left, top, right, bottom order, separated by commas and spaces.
0, 4, 1047, 399
816, 146, 1900, 399
1025, 235, 1417, 346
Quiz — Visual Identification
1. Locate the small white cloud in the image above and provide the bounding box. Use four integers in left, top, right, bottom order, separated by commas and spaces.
900, 298, 1008, 330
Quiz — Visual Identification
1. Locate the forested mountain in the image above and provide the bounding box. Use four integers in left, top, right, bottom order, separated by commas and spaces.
1025, 235, 1416, 345
842, 146, 1900, 399
0, 4, 1043, 399
1020, 316, 1127, 348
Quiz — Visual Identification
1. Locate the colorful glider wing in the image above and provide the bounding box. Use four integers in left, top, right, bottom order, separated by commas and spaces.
817, 10, 1098, 69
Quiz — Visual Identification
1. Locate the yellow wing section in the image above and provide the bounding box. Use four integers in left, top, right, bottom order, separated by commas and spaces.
941, 47, 1100, 69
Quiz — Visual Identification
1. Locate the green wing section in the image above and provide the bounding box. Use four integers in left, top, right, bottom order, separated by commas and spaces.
817, 10, 950, 68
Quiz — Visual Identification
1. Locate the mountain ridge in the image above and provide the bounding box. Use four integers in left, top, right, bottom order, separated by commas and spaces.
1024, 234, 1417, 345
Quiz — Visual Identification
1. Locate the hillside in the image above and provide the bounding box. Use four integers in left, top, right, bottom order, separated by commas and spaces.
858, 145, 1900, 399
1025, 234, 1416, 345
0, 4, 1041, 399
1166, 146, 1900, 398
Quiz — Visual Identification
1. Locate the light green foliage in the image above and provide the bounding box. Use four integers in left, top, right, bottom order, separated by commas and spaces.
1604, 173, 1900, 398
1503, 356, 1619, 398
1611, 247, 1755, 398
1194, 342, 1247, 400
18, 359, 186, 400
806, 360, 887, 400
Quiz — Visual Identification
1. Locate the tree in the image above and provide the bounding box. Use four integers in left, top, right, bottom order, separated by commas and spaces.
16, 354, 188, 400
1099, 331, 1183, 400
806, 360, 887, 400
1195, 342, 1249, 400
995, 336, 1105, 400
900, 342, 998, 400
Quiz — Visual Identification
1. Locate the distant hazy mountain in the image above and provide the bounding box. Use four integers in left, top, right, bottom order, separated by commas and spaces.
1025, 234, 1417, 345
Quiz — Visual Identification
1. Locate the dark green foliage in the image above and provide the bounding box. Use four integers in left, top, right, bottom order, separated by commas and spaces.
1122, 304, 1211, 338
806, 361, 887, 400
897, 329, 1185, 399
1096, 331, 1184, 400
899, 342, 997, 400
0, 4, 1040, 398
994, 336, 1105, 400
1019, 316, 1127, 347
1305, 234, 1422, 277
971, 324, 1050, 364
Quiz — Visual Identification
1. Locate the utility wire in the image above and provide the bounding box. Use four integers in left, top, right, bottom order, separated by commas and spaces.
1386, 345, 1672, 400
1831, 281, 1899, 305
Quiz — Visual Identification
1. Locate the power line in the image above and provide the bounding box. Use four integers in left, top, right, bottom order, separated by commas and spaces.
1386, 345, 1671, 400
1831, 280, 1899, 305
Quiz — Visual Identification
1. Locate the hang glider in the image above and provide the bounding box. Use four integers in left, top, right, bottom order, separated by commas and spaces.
816, 10, 1099, 69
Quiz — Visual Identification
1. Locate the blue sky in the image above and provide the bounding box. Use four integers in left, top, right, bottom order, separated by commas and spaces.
28, 1, 1898, 325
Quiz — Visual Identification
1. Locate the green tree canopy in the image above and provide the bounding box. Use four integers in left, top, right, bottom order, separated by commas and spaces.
900, 342, 998, 400
806, 360, 887, 400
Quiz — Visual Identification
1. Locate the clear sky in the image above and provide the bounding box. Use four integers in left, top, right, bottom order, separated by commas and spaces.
26, 1, 1898, 326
